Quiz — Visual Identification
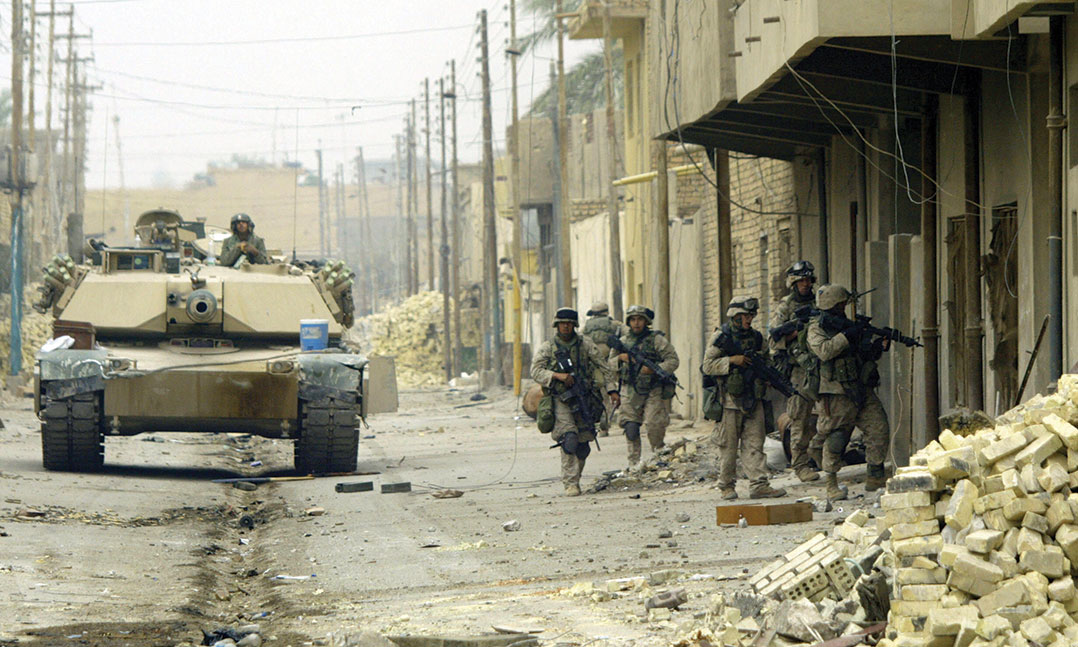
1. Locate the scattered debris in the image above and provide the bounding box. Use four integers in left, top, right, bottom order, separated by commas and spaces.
381, 482, 412, 494
645, 587, 687, 610
232, 481, 258, 492
304, 506, 325, 516
431, 489, 463, 499
501, 519, 521, 532
335, 481, 374, 493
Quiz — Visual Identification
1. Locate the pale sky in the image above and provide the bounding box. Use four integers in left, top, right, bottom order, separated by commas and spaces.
5, 0, 596, 188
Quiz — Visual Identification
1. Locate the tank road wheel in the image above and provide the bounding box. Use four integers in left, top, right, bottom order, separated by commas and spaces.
40, 390, 105, 471
294, 393, 359, 474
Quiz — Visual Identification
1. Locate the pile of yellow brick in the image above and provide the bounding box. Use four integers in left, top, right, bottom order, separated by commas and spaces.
750, 532, 858, 602
880, 374, 1078, 647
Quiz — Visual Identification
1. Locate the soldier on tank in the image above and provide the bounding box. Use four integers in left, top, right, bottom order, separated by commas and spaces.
582, 302, 627, 436
611, 305, 679, 470
768, 261, 823, 483
807, 284, 891, 500
703, 296, 787, 500
530, 307, 619, 496
219, 213, 268, 266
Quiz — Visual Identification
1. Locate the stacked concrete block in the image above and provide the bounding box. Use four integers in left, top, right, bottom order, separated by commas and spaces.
749, 529, 856, 602
877, 375, 1078, 647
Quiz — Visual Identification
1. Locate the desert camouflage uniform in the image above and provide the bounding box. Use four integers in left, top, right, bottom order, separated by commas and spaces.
806, 318, 890, 474
769, 292, 822, 472
531, 334, 616, 488
703, 324, 772, 492
582, 312, 626, 432
612, 329, 679, 465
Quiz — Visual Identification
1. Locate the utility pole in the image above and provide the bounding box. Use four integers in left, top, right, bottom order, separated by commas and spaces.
10, 0, 26, 375
449, 60, 462, 377
556, 0, 572, 307
602, 4, 624, 320
424, 78, 434, 292
316, 146, 325, 256
73, 68, 99, 255
408, 100, 418, 295
336, 163, 346, 259
28, 2, 36, 149
479, 9, 501, 380
113, 115, 129, 236
549, 61, 564, 317
57, 13, 89, 249
439, 76, 451, 384
355, 147, 373, 315
508, 0, 523, 394
40, 2, 67, 248
394, 133, 404, 301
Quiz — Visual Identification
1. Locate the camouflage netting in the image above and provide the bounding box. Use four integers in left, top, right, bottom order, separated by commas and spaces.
355, 291, 480, 388
0, 283, 54, 378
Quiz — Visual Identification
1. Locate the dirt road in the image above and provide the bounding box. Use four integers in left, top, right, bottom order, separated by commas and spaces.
0, 386, 858, 646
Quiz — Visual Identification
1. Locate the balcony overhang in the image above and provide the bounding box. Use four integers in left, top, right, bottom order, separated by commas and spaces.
952, 1, 1074, 40
663, 34, 1024, 161
732, 0, 951, 103
567, 0, 647, 40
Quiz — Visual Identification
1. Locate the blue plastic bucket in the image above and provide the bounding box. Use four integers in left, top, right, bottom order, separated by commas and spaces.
300, 319, 329, 351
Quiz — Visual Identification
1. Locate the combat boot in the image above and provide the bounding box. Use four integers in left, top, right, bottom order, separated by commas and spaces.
865, 464, 887, 492
825, 473, 847, 501
565, 483, 581, 497
750, 484, 787, 499
720, 488, 738, 501
795, 466, 820, 482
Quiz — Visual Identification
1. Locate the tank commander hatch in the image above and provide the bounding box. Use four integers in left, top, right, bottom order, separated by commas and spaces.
219, 213, 268, 266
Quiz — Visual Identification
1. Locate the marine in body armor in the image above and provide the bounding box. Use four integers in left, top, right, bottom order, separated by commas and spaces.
702, 296, 787, 500
582, 302, 627, 435
806, 284, 891, 500
768, 261, 823, 483
611, 305, 680, 469
530, 307, 619, 496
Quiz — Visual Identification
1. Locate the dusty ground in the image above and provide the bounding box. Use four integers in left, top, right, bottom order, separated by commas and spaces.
0, 385, 876, 647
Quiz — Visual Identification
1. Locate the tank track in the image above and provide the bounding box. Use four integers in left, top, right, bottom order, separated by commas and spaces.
40, 389, 105, 471
293, 391, 359, 474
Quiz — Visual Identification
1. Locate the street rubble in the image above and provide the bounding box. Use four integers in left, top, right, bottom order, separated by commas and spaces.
538, 374, 1078, 647
0, 287, 54, 384
356, 291, 481, 388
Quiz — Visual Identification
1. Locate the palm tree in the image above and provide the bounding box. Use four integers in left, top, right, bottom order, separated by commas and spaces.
519, 0, 623, 116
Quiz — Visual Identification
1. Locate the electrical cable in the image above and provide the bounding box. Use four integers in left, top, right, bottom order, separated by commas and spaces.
92, 24, 475, 47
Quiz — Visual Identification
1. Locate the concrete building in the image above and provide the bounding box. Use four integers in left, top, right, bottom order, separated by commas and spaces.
565, 0, 1078, 462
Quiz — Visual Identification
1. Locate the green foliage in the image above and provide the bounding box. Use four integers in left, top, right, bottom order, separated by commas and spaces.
518, 0, 624, 117
527, 50, 623, 117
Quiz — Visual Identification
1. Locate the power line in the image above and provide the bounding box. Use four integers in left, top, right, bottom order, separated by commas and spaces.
91, 23, 475, 47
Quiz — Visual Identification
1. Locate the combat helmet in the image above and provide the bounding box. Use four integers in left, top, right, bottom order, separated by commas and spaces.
726, 296, 759, 319
552, 306, 579, 327
586, 302, 609, 317
624, 304, 654, 324
816, 284, 851, 311
230, 212, 255, 234
785, 260, 816, 289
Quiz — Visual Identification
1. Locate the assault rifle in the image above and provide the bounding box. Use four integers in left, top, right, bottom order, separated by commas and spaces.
769, 319, 803, 341
607, 334, 681, 389
716, 332, 807, 401
551, 347, 602, 438
819, 311, 923, 348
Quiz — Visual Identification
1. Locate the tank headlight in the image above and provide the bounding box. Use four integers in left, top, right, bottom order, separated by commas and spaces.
268, 359, 295, 374
186, 289, 218, 323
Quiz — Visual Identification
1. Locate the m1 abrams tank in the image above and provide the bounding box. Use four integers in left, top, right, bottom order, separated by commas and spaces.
32, 209, 395, 473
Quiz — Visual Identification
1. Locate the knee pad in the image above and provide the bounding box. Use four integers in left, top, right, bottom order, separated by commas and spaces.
624, 422, 641, 442
826, 428, 852, 454
561, 432, 579, 456
575, 442, 591, 460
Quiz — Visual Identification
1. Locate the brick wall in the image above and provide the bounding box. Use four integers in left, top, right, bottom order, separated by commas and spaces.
663, 143, 797, 335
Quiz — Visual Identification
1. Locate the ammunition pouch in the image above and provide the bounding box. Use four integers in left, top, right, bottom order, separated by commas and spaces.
701, 373, 724, 422
773, 350, 793, 380
860, 360, 880, 388
537, 392, 555, 433
725, 371, 746, 397
634, 373, 655, 396
660, 380, 677, 400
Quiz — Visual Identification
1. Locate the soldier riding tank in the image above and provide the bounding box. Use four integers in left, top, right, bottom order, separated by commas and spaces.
31, 209, 396, 473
